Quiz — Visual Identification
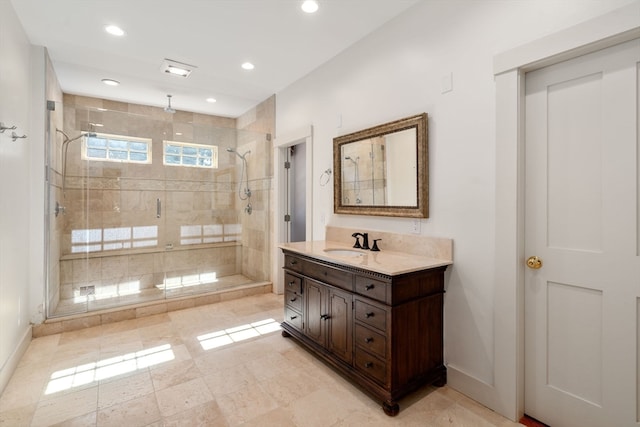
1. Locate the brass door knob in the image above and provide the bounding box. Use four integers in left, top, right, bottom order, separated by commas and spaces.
526, 256, 543, 269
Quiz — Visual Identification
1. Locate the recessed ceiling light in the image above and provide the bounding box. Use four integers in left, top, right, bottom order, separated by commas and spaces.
105, 25, 125, 36
241, 62, 255, 70
161, 59, 196, 78
101, 79, 120, 86
206, 98, 217, 103
301, 0, 319, 13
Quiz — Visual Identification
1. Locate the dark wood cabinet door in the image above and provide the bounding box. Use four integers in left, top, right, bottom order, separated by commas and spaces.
304, 279, 325, 345
327, 287, 353, 364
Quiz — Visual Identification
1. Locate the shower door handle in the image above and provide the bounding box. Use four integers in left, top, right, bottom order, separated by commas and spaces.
156, 198, 161, 218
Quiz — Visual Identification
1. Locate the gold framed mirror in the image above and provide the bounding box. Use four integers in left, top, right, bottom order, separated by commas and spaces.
333, 113, 428, 218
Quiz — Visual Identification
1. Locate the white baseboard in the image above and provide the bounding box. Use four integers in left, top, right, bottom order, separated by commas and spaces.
446, 363, 514, 420
0, 326, 32, 395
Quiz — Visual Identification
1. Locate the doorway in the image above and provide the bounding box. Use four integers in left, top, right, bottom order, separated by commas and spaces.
272, 126, 313, 294
287, 143, 307, 242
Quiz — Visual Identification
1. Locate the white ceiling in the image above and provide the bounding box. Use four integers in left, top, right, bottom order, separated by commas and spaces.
11, 0, 419, 117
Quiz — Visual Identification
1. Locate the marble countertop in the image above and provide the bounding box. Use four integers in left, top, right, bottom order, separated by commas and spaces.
279, 240, 452, 276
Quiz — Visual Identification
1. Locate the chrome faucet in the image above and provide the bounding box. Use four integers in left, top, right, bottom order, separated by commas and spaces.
351, 232, 370, 250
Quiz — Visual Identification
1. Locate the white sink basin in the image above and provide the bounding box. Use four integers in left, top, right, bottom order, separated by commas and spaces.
324, 249, 365, 257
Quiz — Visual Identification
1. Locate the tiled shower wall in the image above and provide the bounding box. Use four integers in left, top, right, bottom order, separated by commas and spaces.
50, 94, 274, 311
236, 95, 275, 284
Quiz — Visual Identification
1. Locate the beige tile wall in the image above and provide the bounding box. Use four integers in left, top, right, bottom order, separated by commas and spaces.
236, 95, 275, 283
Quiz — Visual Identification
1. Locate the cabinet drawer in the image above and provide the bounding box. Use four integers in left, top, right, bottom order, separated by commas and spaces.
284, 306, 303, 331
284, 273, 302, 294
355, 324, 386, 359
285, 290, 302, 312
284, 255, 304, 274
355, 348, 387, 385
303, 261, 353, 291
355, 276, 388, 303
355, 300, 387, 332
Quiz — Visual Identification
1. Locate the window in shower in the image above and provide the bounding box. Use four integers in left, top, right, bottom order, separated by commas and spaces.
70, 225, 159, 253
82, 133, 152, 163
163, 140, 218, 168
179, 223, 241, 245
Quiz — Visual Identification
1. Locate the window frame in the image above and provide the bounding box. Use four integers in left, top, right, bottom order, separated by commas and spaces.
82, 132, 152, 164
163, 140, 218, 169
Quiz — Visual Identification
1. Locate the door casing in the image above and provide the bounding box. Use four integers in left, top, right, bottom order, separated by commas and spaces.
492, 3, 640, 421
272, 126, 314, 294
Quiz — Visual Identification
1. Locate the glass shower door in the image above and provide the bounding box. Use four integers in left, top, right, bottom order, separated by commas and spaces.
47, 103, 169, 317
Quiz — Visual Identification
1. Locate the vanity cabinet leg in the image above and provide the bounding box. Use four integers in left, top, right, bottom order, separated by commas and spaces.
433, 376, 446, 387
382, 401, 399, 417
281, 329, 291, 338
433, 368, 447, 387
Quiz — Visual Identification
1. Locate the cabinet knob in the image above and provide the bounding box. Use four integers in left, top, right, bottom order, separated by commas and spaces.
320, 314, 330, 320
365, 337, 373, 343
365, 312, 374, 318
288, 281, 295, 287
365, 284, 375, 291
290, 260, 297, 265
364, 362, 373, 368
290, 297, 297, 302
290, 315, 298, 320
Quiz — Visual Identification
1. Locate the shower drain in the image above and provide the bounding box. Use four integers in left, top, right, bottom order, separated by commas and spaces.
79, 285, 95, 296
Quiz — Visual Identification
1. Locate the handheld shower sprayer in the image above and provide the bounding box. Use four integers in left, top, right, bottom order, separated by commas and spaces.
56, 129, 98, 200
226, 147, 251, 160
227, 147, 252, 211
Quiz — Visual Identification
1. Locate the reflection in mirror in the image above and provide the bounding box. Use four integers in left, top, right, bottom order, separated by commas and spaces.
333, 114, 428, 218
340, 128, 416, 206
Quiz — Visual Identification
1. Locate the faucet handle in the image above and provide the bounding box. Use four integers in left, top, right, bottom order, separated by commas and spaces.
352, 235, 362, 249
371, 239, 382, 252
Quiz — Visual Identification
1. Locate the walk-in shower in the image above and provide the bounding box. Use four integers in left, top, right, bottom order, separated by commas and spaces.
45, 96, 272, 318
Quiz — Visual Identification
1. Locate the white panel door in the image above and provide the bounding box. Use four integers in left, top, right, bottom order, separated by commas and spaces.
524, 38, 640, 427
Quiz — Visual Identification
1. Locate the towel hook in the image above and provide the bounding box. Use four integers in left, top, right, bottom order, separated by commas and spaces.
11, 131, 27, 142
0, 122, 17, 133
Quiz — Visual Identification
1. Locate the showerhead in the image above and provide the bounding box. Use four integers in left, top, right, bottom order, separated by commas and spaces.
227, 147, 251, 160
345, 156, 359, 164
164, 94, 176, 114
57, 128, 97, 144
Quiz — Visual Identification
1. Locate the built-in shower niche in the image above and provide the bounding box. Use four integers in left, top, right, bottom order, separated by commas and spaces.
46, 96, 273, 318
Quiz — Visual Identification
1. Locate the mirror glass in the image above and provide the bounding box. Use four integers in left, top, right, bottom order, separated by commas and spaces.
333, 114, 428, 218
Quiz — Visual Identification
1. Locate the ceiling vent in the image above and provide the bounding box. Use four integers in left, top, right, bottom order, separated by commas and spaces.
161, 58, 196, 78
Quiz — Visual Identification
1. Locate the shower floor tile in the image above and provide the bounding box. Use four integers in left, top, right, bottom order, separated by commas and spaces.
53, 274, 257, 317
1, 293, 525, 427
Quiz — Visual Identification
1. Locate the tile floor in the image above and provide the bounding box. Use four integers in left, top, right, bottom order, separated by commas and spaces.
0, 293, 524, 426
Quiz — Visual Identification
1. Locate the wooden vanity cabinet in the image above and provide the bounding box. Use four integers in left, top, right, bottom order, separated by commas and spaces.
281, 250, 447, 416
